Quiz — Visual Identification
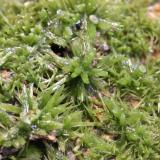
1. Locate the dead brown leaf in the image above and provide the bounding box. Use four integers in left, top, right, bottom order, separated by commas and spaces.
101, 134, 115, 142
128, 98, 140, 109
89, 95, 107, 122
0, 70, 12, 81
124, 94, 140, 109
83, 149, 91, 157
95, 110, 104, 122
47, 134, 57, 142
91, 104, 105, 122
147, 2, 160, 20
30, 132, 57, 143
151, 49, 160, 60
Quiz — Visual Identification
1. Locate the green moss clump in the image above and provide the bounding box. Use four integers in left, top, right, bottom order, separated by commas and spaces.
0, 0, 160, 159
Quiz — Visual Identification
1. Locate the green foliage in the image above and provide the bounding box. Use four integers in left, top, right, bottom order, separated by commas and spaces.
0, 0, 160, 159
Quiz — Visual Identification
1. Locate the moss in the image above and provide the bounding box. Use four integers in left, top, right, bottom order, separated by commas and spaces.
0, 0, 160, 159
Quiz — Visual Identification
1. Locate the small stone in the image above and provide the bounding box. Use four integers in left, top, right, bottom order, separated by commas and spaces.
24, 1, 33, 7
67, 151, 76, 160
89, 15, 99, 24
101, 43, 109, 52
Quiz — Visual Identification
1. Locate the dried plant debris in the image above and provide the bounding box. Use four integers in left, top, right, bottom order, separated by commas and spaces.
0, 0, 160, 159
148, 2, 160, 20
